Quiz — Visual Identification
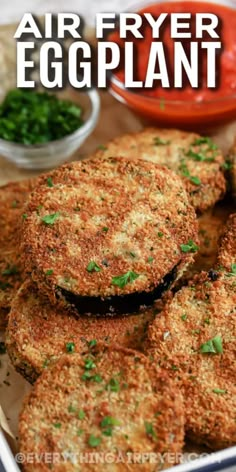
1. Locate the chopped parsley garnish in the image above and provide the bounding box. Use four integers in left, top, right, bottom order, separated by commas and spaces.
185, 148, 214, 163
78, 409, 86, 420
102, 227, 109, 232
158, 232, 163, 237
192, 136, 218, 150
144, 421, 157, 440
47, 177, 54, 187
0, 89, 83, 144
2, 265, 19, 276
53, 423, 61, 429
81, 357, 102, 383
106, 377, 120, 392
147, 257, 154, 263
88, 435, 102, 447
226, 264, 236, 277
86, 261, 101, 273
100, 416, 119, 436
200, 335, 223, 354
154, 137, 170, 146
22, 213, 28, 220
77, 428, 83, 436
0, 342, 6, 355
181, 314, 187, 321
180, 240, 199, 253
221, 160, 232, 171
179, 160, 201, 186
84, 358, 96, 370
45, 269, 53, 276
98, 145, 107, 151
88, 339, 97, 348
65, 342, 75, 353
212, 388, 226, 394
68, 404, 76, 413
112, 271, 140, 288
41, 212, 60, 225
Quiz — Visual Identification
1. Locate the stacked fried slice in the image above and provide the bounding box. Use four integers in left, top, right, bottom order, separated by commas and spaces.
93, 128, 226, 212
0, 180, 35, 328
19, 344, 185, 472
147, 214, 236, 449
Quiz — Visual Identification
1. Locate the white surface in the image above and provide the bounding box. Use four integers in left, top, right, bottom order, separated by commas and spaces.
0, 0, 135, 26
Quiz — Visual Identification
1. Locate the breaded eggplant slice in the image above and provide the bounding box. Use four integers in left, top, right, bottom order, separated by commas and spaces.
180, 202, 234, 284
6, 280, 157, 383
217, 213, 236, 272
93, 128, 226, 212
21, 157, 198, 312
147, 268, 236, 450
0, 179, 35, 328
19, 344, 184, 472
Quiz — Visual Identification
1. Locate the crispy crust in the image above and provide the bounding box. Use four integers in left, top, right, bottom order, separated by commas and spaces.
217, 213, 236, 272
19, 345, 184, 472
180, 202, 234, 284
0, 179, 35, 327
21, 157, 198, 305
93, 128, 226, 212
147, 270, 236, 450
6, 280, 157, 383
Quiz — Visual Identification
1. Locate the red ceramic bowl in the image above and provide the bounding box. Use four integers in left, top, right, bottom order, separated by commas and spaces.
109, 0, 236, 129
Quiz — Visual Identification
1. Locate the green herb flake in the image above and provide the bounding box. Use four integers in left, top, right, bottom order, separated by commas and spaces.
212, 388, 227, 395
200, 335, 223, 354
45, 269, 54, 276
88, 339, 97, 348
78, 409, 86, 420
112, 271, 140, 289
22, 213, 28, 220
222, 160, 232, 171
65, 342, 75, 353
190, 176, 201, 185
154, 137, 170, 146
181, 314, 187, 321
180, 240, 199, 253
86, 261, 101, 273
88, 435, 102, 447
179, 160, 201, 186
100, 416, 119, 428
144, 421, 157, 440
148, 257, 154, 263
98, 145, 107, 151
102, 227, 109, 232
2, 265, 19, 276
41, 212, 60, 226
77, 428, 83, 436
106, 377, 120, 392
226, 264, 236, 277
47, 177, 54, 187
68, 404, 76, 413
84, 358, 96, 370
157, 232, 163, 237
53, 423, 61, 429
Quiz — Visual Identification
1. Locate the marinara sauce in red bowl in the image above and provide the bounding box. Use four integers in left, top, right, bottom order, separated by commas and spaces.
109, 0, 236, 128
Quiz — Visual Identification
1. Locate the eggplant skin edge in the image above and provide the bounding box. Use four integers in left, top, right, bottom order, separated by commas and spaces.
57, 262, 180, 316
